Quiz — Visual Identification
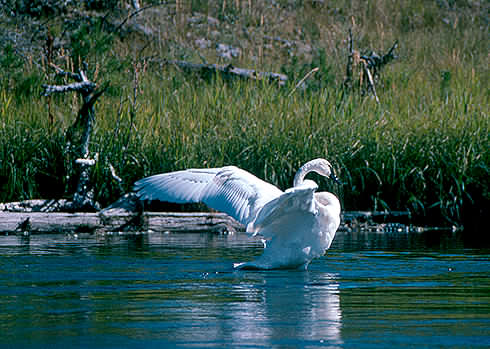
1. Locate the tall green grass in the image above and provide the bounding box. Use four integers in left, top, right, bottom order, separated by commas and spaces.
0, 0, 488, 230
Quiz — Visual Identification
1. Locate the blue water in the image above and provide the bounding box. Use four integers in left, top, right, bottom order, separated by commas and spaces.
1, 231, 489, 348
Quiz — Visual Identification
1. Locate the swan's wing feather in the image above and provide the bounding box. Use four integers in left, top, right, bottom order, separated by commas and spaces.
134, 166, 283, 226
201, 166, 283, 226
250, 180, 318, 235
133, 168, 221, 203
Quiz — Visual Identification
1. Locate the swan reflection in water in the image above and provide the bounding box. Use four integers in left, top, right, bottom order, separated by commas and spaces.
224, 271, 343, 347
1, 233, 342, 347
144, 231, 343, 347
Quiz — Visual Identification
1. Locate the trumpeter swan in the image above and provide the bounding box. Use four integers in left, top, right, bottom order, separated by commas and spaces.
134, 158, 341, 270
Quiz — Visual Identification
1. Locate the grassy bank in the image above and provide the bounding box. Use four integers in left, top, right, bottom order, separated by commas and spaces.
0, 1, 488, 232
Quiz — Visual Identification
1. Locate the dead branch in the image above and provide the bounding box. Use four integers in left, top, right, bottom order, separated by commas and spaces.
344, 29, 355, 89
42, 64, 108, 211
361, 60, 379, 103
361, 40, 398, 75
41, 80, 96, 96
113, 1, 171, 34
288, 67, 319, 97
344, 30, 398, 102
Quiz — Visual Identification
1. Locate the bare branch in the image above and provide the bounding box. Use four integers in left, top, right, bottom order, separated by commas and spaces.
344, 29, 354, 88
344, 30, 398, 102
360, 40, 399, 73
362, 62, 379, 103
41, 80, 96, 96
49, 63, 83, 81
41, 64, 107, 211
288, 67, 319, 97
114, 2, 170, 34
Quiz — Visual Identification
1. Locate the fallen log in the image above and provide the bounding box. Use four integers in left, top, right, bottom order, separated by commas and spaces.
0, 207, 412, 235
154, 59, 288, 86
342, 210, 411, 224
0, 212, 242, 235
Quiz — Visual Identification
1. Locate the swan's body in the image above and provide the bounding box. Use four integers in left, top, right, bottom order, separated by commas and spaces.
134, 159, 341, 270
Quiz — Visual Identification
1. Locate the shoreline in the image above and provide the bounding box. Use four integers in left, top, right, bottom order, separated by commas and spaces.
0, 209, 455, 236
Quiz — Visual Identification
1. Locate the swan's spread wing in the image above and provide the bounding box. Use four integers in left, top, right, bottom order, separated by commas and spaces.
249, 180, 318, 236
199, 166, 283, 226
134, 166, 283, 226
134, 168, 220, 203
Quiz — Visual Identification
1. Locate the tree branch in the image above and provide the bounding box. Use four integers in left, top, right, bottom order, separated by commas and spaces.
41, 80, 96, 96
343, 30, 398, 102
42, 64, 107, 211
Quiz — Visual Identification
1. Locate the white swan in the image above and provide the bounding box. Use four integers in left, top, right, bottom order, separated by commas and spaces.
134, 158, 341, 270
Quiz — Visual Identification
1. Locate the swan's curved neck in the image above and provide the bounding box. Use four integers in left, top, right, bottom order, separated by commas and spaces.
293, 159, 333, 187
293, 162, 313, 187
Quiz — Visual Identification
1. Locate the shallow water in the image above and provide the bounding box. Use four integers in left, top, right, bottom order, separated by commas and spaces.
1, 231, 489, 348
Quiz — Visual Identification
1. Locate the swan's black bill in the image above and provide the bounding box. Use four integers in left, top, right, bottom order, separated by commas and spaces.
329, 173, 342, 185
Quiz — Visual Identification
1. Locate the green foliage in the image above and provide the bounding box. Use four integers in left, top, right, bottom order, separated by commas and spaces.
0, 44, 24, 91
0, 44, 22, 71
69, 18, 114, 69
0, 0, 488, 230
0, 0, 66, 17
282, 49, 336, 92
84, 0, 119, 11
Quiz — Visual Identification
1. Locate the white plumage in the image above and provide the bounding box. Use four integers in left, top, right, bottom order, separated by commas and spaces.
134, 158, 341, 270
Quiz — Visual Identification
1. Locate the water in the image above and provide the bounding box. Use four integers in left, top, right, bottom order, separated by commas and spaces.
1, 231, 489, 348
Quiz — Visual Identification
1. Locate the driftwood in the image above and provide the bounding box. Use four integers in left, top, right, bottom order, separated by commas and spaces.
0, 209, 455, 235
0, 195, 415, 234
42, 63, 108, 211
156, 59, 288, 86
0, 199, 74, 213
0, 212, 241, 235
344, 29, 398, 103
342, 210, 411, 224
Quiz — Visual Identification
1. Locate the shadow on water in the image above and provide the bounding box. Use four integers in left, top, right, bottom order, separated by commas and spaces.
0, 230, 489, 348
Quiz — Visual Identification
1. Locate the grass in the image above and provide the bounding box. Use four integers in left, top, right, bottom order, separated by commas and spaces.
0, 0, 488, 231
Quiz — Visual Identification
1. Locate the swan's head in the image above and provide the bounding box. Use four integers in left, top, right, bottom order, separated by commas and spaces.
314, 159, 341, 184
310, 159, 333, 177
294, 158, 340, 186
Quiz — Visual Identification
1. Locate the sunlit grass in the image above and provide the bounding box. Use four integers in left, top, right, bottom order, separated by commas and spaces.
0, 0, 488, 228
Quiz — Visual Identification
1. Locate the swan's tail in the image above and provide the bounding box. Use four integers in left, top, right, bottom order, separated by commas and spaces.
233, 261, 263, 270
233, 260, 311, 270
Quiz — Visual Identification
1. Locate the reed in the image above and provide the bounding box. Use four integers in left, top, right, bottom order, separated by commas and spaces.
0, 0, 488, 230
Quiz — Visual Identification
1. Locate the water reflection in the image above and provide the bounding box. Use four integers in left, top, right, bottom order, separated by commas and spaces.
1, 231, 489, 348
147, 232, 343, 346
207, 271, 342, 347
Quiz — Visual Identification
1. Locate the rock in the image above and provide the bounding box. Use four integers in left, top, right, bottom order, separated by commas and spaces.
188, 13, 204, 24
210, 30, 220, 38
207, 16, 220, 26
216, 43, 241, 60
195, 38, 211, 49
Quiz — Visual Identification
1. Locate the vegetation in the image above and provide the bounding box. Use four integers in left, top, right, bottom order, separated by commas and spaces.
0, 1, 488, 232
